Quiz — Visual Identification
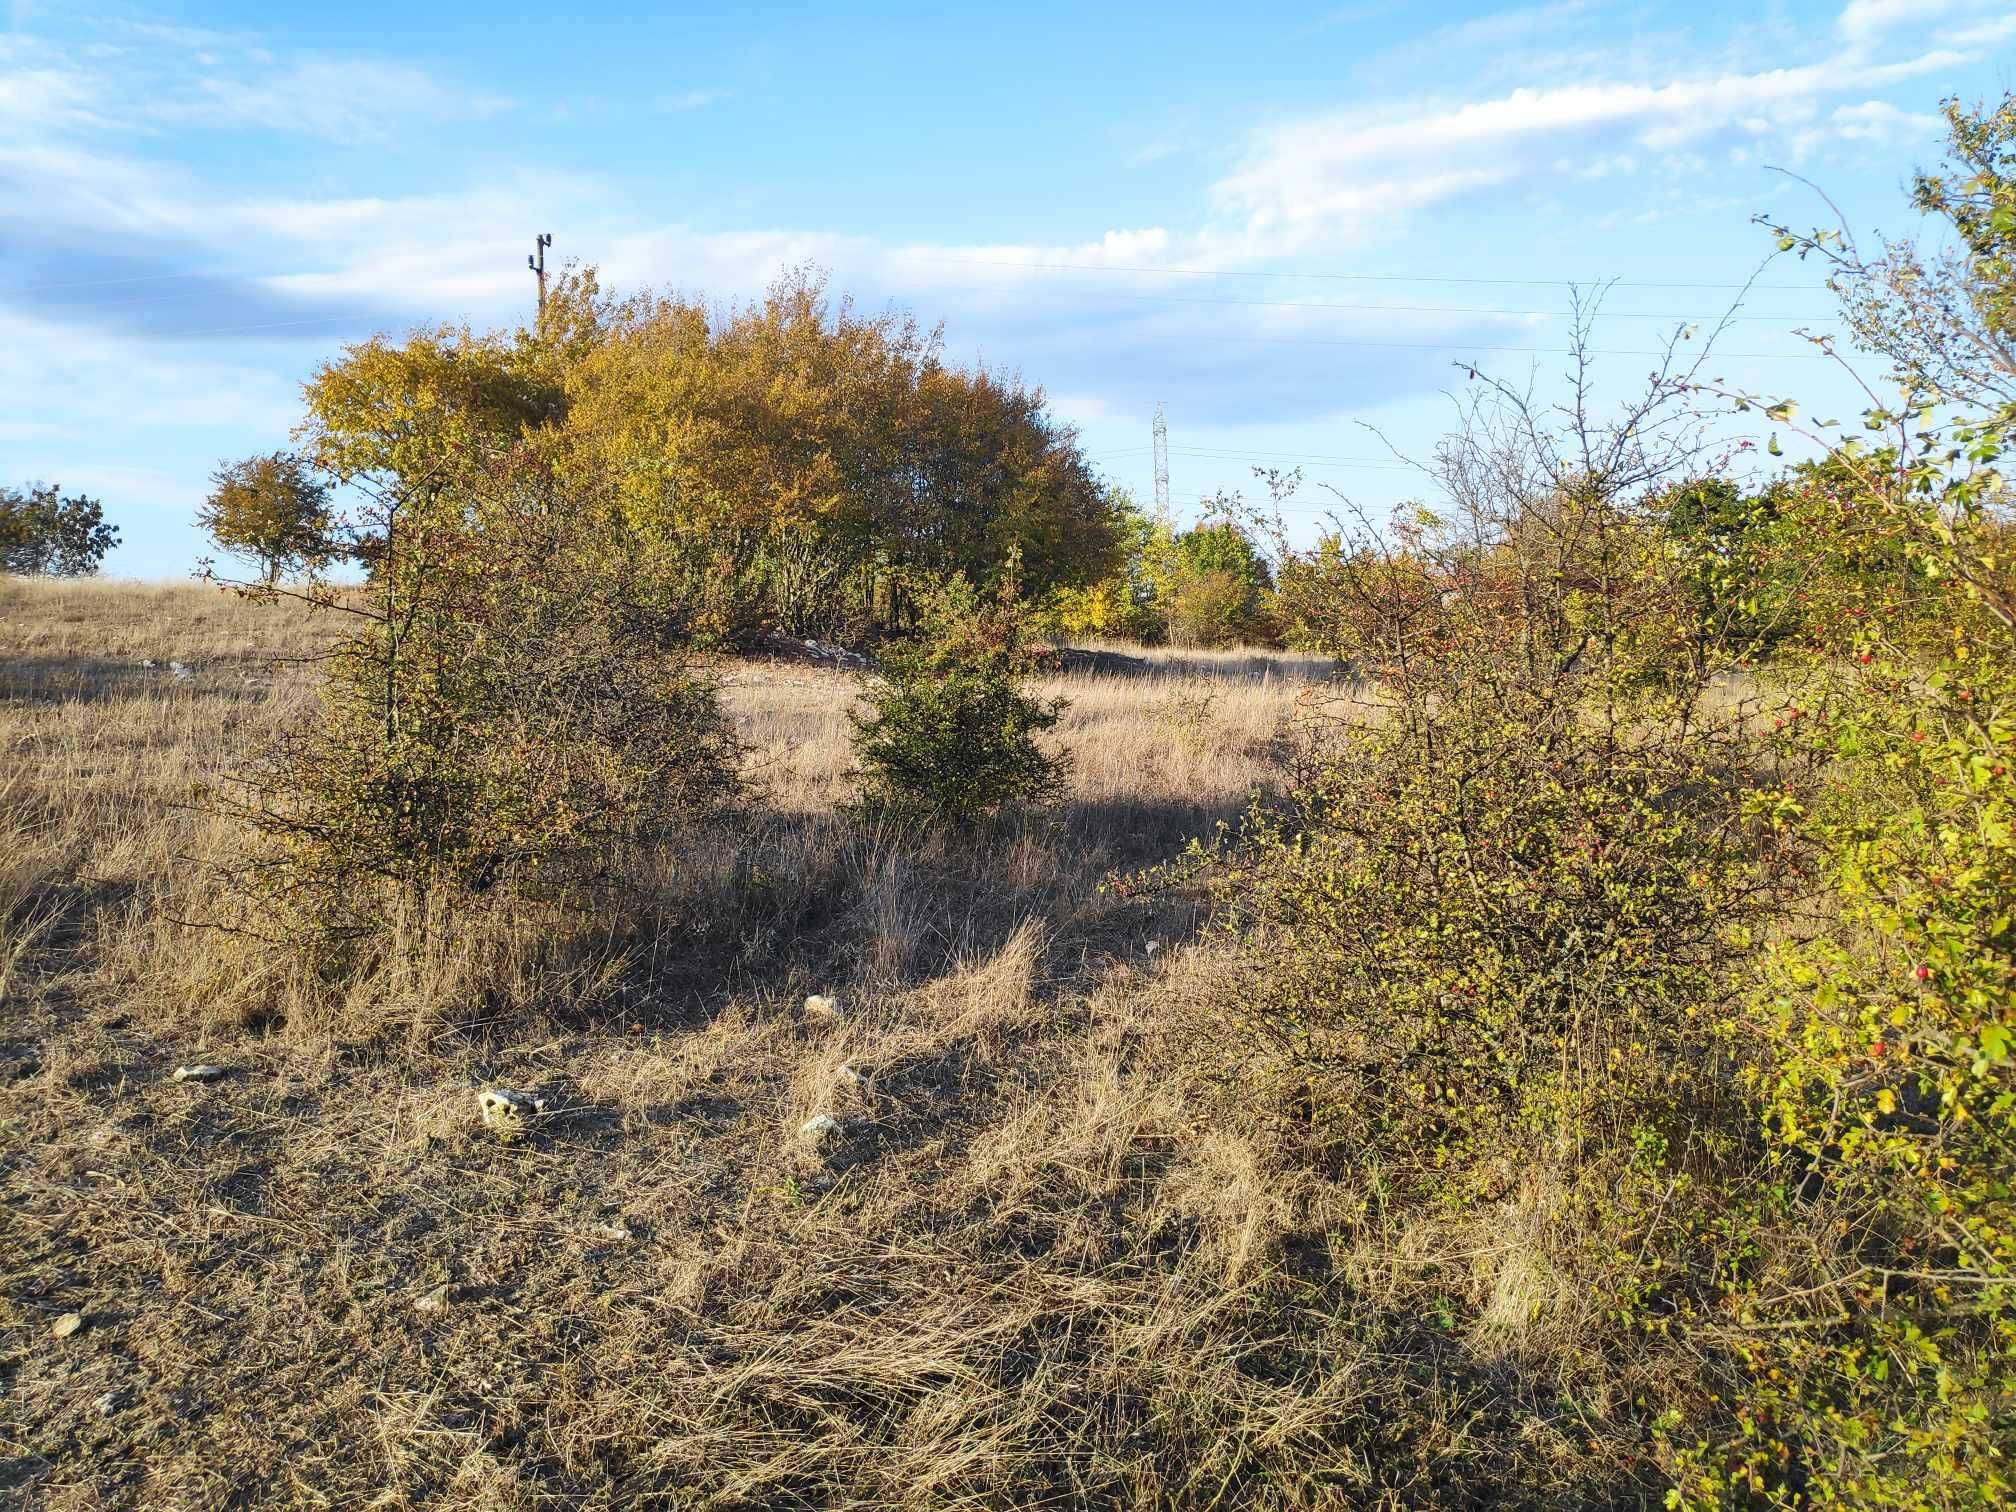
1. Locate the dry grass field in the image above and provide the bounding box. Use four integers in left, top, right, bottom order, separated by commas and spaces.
1, 579, 1643, 1509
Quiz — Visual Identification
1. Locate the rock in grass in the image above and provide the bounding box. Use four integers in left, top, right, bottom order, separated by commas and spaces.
51, 1311, 83, 1339
173, 1064, 228, 1083
413, 1283, 454, 1314
479, 1088, 543, 1141
798, 1114, 843, 1144
803, 993, 844, 1020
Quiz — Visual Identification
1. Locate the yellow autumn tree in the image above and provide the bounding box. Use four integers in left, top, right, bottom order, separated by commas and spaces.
298, 265, 1121, 642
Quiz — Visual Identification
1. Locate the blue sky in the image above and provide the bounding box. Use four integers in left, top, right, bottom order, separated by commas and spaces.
3, 0, 2012, 576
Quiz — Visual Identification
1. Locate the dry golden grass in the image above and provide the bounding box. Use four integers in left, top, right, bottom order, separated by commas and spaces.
1, 579, 1655, 1508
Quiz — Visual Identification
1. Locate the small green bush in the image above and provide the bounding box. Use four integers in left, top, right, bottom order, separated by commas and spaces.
1161, 520, 1276, 648
850, 572, 1069, 825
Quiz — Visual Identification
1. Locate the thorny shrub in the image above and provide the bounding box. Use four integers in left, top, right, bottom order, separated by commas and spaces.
1126, 302, 1840, 1497
1155, 95, 2016, 1508
1177, 459, 1814, 1190
204, 445, 742, 969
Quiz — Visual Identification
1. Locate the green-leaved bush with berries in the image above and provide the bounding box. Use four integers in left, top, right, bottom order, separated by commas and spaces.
1664, 92, 2016, 1509
1166, 94, 2016, 1510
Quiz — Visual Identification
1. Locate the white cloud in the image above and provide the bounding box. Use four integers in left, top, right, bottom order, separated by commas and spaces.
167, 59, 514, 143
1207, 14, 1976, 254
0, 54, 112, 133
0, 308, 300, 439
0, 305, 307, 573
1944, 11, 2016, 46
0, 0, 1986, 576
654, 90, 724, 112
1838, 0, 1956, 42
3, 0, 1985, 320
0, 22, 511, 149
1829, 98, 1942, 143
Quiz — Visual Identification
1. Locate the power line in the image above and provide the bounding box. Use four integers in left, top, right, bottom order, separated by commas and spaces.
1094, 444, 1415, 467
941, 281, 1840, 323
33, 284, 247, 311
921, 255, 1828, 293
152, 314, 375, 339
1147, 454, 1420, 476
1172, 445, 1413, 466
13, 270, 224, 295
14, 270, 1840, 333
1171, 329, 1833, 360
15, 256, 1830, 300
12, 260, 1841, 368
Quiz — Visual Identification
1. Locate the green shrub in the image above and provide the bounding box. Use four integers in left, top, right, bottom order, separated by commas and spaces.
1180, 475, 1805, 1186
1216, 91, 2016, 1507
1139, 358, 1824, 1502
1160, 519, 1276, 648
209, 445, 741, 959
1043, 571, 1163, 643
1659, 476, 1802, 676
850, 571, 1069, 824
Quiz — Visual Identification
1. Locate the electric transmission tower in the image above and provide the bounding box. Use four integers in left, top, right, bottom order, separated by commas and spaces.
1152, 402, 1170, 515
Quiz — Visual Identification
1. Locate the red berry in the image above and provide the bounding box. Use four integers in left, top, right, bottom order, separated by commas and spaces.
1870, 1040, 1886, 1057
1915, 965, 1930, 981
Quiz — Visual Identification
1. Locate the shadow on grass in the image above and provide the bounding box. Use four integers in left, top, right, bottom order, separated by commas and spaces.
597, 791, 1246, 1024
0, 656, 294, 706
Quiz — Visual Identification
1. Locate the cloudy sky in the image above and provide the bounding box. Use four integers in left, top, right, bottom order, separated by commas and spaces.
3, 0, 2011, 575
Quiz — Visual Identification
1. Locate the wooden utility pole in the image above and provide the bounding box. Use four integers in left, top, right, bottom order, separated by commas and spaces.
528, 233, 552, 317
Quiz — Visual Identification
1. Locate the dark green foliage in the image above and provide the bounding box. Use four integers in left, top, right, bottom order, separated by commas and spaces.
850, 572, 1069, 824
0, 484, 119, 576
1660, 476, 1800, 671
